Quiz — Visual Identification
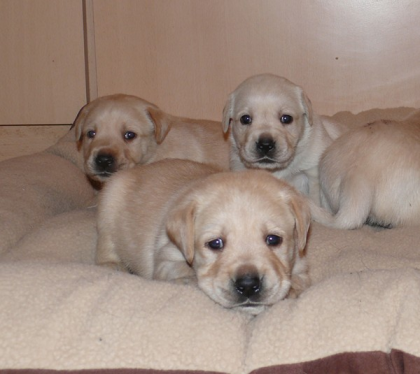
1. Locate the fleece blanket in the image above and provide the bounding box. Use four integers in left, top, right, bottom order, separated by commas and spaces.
0, 129, 95, 254
0, 107, 419, 374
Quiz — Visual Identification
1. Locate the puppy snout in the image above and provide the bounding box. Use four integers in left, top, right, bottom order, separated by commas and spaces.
235, 274, 261, 299
256, 136, 276, 156
95, 153, 115, 171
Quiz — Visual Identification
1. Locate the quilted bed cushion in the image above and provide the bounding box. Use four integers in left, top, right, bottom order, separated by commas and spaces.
0, 107, 420, 374
1, 221, 420, 374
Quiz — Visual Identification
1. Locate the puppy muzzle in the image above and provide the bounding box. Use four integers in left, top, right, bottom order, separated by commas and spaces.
233, 273, 262, 302
94, 152, 116, 175
255, 136, 276, 158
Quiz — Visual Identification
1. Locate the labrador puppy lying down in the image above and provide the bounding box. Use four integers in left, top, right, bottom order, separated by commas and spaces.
74, 94, 229, 184
310, 110, 420, 229
223, 73, 347, 204
96, 159, 311, 315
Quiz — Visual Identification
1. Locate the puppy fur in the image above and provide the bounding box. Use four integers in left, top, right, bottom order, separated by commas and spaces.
223, 73, 347, 204
310, 110, 420, 229
96, 159, 311, 314
74, 94, 230, 184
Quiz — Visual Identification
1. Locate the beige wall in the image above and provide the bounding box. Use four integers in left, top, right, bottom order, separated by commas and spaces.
93, 0, 420, 120
0, 0, 86, 125
1, 0, 420, 160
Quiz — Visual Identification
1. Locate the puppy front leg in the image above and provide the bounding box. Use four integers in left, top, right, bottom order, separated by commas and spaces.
307, 169, 322, 206
288, 273, 311, 298
288, 257, 311, 298
284, 173, 309, 196
154, 243, 196, 284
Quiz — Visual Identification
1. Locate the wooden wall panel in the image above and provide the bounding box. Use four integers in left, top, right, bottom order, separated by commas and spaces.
93, 0, 420, 120
0, 0, 86, 125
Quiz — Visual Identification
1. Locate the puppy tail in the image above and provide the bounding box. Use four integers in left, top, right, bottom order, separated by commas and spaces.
306, 199, 336, 227
307, 193, 372, 230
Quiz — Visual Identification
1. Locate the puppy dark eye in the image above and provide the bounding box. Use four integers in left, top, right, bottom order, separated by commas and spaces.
87, 130, 96, 139
206, 238, 224, 250
266, 235, 282, 246
280, 115, 293, 124
240, 115, 252, 125
124, 131, 137, 140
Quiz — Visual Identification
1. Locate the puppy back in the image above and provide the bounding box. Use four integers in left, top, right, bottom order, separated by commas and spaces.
96, 159, 220, 275
98, 159, 220, 238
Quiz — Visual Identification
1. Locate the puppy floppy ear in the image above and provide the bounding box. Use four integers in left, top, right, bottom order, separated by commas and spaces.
286, 191, 311, 256
166, 199, 196, 265
147, 106, 172, 144
222, 94, 235, 134
72, 103, 91, 150
300, 90, 314, 127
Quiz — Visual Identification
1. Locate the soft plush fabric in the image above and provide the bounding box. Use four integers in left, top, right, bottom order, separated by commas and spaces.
0, 128, 95, 254
0, 108, 419, 374
2, 208, 97, 264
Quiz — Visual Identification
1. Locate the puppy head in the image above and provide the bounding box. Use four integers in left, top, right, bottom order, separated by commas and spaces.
73, 94, 172, 183
167, 170, 311, 314
223, 73, 314, 171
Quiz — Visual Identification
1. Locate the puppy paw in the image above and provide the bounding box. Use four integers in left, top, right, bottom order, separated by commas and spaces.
288, 273, 311, 298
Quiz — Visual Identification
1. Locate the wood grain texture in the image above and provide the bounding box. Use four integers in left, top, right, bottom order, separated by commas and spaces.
83, 0, 98, 103
0, 0, 87, 124
92, 0, 420, 120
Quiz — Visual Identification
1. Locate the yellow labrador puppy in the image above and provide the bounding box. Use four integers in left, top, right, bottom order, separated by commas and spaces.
311, 110, 420, 229
96, 159, 311, 314
223, 73, 346, 204
74, 94, 229, 184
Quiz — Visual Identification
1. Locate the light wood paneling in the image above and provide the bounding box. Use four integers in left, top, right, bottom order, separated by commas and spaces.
0, 0, 87, 125
83, 0, 98, 103
93, 0, 420, 120
0, 125, 71, 162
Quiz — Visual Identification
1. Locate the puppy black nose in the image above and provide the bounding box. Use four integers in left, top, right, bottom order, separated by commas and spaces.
235, 274, 261, 298
256, 136, 276, 155
95, 154, 114, 170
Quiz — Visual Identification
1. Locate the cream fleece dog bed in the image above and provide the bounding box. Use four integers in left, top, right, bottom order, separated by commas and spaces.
0, 107, 419, 374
